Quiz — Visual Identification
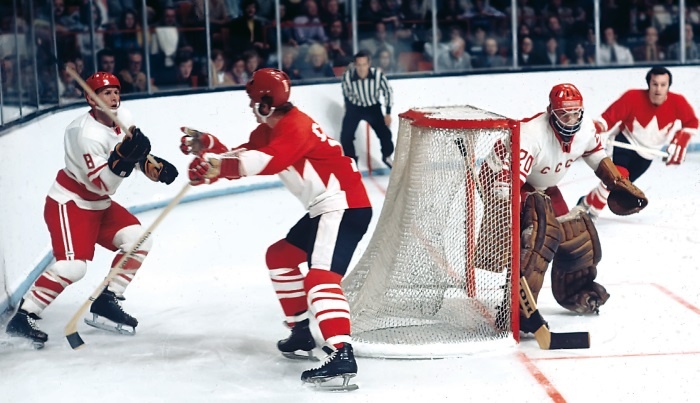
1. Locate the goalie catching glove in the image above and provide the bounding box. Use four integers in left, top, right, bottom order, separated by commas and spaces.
108, 126, 151, 177
140, 155, 179, 184
188, 153, 243, 186
595, 158, 648, 216
179, 127, 229, 156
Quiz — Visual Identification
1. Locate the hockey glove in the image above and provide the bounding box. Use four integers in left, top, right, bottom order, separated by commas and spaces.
140, 154, 179, 184
180, 127, 228, 156
188, 154, 243, 186
595, 158, 648, 215
108, 126, 151, 177
666, 130, 691, 165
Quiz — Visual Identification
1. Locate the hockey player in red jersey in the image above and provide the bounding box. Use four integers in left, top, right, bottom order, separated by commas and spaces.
5, 72, 178, 348
182, 68, 371, 390
578, 66, 699, 219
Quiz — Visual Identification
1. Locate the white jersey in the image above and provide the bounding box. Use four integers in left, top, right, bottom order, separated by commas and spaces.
517, 112, 606, 190
48, 108, 136, 210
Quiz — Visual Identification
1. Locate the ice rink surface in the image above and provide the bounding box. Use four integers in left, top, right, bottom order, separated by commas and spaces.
1, 154, 699, 403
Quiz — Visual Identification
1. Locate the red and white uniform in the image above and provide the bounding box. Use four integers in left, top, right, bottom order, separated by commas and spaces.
49, 108, 135, 210
518, 112, 606, 190
487, 112, 606, 216
227, 107, 371, 349
21, 107, 149, 315
596, 89, 699, 159
234, 107, 371, 215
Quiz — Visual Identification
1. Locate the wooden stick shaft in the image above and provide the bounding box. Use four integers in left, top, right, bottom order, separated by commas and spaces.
608, 139, 669, 159
65, 183, 191, 349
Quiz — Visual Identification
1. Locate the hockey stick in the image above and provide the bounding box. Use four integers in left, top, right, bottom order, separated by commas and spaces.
65, 182, 191, 349
607, 139, 670, 160
518, 276, 590, 350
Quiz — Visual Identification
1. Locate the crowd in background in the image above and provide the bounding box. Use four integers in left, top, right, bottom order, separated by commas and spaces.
2, 0, 700, 117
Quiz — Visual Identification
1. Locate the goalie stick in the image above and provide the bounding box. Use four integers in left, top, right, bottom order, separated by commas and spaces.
518, 276, 590, 350
65, 182, 191, 349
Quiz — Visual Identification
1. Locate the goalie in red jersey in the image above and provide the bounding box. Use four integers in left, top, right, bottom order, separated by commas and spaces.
181, 68, 371, 390
578, 66, 699, 219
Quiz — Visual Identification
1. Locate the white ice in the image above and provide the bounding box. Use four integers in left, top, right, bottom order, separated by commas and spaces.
2, 155, 700, 403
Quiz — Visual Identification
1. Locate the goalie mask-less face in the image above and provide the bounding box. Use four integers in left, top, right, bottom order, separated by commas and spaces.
548, 83, 584, 153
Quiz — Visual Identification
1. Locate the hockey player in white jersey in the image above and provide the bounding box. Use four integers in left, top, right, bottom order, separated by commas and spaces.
483, 83, 647, 332
5, 72, 178, 348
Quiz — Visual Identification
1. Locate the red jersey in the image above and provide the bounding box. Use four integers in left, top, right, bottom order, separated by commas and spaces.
234, 107, 371, 217
597, 89, 698, 159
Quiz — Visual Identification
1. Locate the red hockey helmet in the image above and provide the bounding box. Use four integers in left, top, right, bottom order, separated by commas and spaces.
246, 68, 291, 108
547, 83, 584, 152
85, 72, 120, 94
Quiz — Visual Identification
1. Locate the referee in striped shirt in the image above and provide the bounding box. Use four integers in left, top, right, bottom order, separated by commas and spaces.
340, 51, 395, 168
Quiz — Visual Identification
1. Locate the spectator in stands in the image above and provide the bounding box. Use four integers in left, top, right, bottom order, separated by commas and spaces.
300, 42, 335, 78
506, 0, 536, 30
541, 15, 569, 55
466, 25, 487, 59
437, 0, 466, 25
1, 56, 17, 97
210, 48, 234, 86
150, 6, 189, 74
225, 55, 249, 84
157, 49, 199, 89
97, 47, 117, 74
517, 35, 544, 67
463, 0, 505, 30
243, 49, 262, 76
437, 36, 472, 72
321, 0, 346, 25
667, 23, 700, 61
538, 36, 568, 67
57, 60, 82, 101
228, 0, 269, 60
118, 49, 149, 93
326, 18, 353, 67
599, 26, 634, 65
359, 21, 395, 60
109, 8, 142, 57
568, 41, 594, 66
340, 50, 395, 168
474, 37, 507, 69
293, 0, 328, 46
375, 47, 397, 74
359, 0, 388, 36
633, 26, 665, 62
281, 46, 303, 80
71, 54, 86, 79
192, 0, 231, 28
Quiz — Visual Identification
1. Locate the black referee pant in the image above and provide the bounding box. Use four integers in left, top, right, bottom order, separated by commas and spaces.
340, 103, 394, 161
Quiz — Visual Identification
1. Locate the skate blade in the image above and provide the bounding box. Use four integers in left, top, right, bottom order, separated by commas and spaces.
84, 314, 136, 336
282, 350, 319, 361
304, 374, 358, 392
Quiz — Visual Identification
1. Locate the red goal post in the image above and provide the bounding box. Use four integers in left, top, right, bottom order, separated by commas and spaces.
342, 106, 521, 358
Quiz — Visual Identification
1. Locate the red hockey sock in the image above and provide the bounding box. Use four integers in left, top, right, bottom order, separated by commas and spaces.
305, 269, 351, 348
266, 240, 309, 324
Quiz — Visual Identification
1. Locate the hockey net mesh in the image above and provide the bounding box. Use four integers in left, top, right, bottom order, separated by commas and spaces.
343, 106, 518, 358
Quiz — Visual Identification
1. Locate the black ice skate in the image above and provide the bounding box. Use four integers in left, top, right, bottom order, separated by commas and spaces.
277, 319, 317, 360
301, 343, 358, 391
84, 289, 138, 335
5, 309, 48, 349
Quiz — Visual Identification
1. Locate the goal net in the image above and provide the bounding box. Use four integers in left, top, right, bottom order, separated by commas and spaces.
343, 106, 521, 358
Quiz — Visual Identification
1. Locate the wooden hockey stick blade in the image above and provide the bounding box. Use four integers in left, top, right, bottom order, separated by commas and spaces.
519, 277, 590, 350
64, 183, 191, 349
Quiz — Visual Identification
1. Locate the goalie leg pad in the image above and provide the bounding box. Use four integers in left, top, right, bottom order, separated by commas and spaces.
551, 209, 610, 314
520, 192, 563, 301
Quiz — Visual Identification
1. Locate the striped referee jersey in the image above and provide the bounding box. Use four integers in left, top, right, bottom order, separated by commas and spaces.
341, 66, 394, 114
